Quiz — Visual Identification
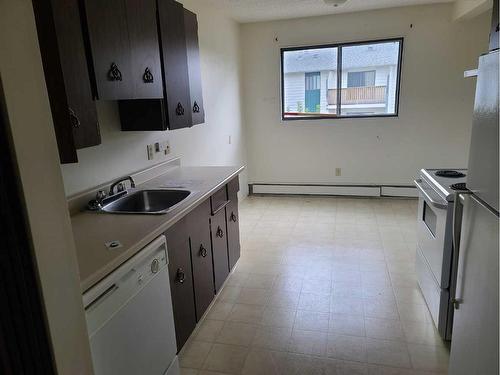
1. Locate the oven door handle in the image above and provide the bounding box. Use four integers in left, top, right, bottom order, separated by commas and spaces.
414, 179, 448, 209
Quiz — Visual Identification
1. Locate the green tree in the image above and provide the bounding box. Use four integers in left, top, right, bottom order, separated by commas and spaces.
297, 101, 303, 112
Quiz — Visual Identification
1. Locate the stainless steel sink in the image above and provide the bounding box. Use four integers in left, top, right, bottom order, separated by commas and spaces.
101, 189, 192, 214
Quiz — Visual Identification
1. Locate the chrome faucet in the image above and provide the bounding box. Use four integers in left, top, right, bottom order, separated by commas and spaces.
87, 190, 107, 211
109, 176, 136, 196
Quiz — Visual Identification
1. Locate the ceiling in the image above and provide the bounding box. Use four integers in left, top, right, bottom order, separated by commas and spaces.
204, 0, 455, 23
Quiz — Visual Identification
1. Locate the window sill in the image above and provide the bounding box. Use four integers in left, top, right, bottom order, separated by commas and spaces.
282, 113, 399, 121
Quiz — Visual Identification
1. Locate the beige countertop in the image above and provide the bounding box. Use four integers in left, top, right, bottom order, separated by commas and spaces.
71, 165, 244, 293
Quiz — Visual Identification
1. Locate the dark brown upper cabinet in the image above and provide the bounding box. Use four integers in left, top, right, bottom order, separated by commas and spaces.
119, 1, 204, 131
184, 9, 205, 125
83, 0, 163, 100
157, 0, 192, 129
490, 0, 499, 51
32, 0, 100, 164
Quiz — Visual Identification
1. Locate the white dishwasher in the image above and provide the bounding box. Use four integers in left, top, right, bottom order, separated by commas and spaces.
83, 235, 180, 375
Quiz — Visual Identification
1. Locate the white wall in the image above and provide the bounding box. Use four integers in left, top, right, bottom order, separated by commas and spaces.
61, 0, 248, 198
0, 0, 94, 372
453, 0, 492, 20
241, 4, 490, 186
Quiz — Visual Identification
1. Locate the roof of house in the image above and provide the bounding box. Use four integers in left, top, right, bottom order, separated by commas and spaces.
283, 41, 400, 73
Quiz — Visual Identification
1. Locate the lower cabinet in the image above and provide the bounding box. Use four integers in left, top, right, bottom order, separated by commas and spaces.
188, 200, 215, 321
165, 176, 241, 352
165, 217, 196, 352
210, 209, 230, 293
226, 178, 241, 270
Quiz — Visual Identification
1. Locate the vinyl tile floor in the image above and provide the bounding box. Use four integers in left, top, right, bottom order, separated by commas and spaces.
180, 196, 449, 375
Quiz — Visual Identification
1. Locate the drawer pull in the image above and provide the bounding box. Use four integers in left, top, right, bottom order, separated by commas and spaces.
176, 268, 185, 284
199, 245, 208, 258
230, 212, 237, 222
216, 227, 224, 238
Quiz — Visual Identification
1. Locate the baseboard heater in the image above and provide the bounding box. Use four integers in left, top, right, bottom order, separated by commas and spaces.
249, 184, 418, 198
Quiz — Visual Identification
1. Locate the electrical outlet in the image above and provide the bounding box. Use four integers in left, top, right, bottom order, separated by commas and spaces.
154, 142, 160, 153
147, 144, 154, 160
335, 168, 342, 176
163, 140, 170, 155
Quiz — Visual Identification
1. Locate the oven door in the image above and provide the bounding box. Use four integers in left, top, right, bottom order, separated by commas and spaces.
414, 179, 453, 289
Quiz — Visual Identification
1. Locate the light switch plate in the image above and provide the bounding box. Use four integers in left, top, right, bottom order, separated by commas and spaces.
162, 140, 170, 155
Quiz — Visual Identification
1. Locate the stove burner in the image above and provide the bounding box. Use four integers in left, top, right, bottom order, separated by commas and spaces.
450, 183, 468, 191
435, 170, 466, 178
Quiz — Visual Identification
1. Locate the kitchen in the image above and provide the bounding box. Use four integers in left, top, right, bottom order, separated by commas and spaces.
0, 0, 497, 374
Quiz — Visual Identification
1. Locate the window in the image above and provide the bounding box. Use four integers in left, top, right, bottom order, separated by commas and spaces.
281, 38, 403, 120
347, 71, 375, 87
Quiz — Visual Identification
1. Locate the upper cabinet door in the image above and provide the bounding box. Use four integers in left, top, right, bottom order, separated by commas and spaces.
84, 0, 133, 100
52, 0, 100, 150
184, 9, 205, 126
84, 0, 162, 100
490, 0, 499, 51
157, 0, 192, 129
33, 0, 100, 163
125, 0, 163, 99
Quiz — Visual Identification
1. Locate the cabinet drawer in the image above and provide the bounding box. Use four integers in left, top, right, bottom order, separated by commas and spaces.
210, 186, 229, 216
210, 210, 229, 293
188, 200, 215, 321
227, 177, 240, 197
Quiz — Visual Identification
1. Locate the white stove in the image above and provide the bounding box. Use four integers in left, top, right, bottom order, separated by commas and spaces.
420, 169, 468, 201
414, 168, 468, 340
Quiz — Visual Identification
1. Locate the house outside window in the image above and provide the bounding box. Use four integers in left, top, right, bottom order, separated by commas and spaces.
347, 70, 376, 87
281, 38, 403, 120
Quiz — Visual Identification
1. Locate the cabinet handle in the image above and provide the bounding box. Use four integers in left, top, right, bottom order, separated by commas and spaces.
176, 102, 185, 116
107, 62, 122, 81
216, 227, 224, 238
199, 245, 207, 258
142, 67, 154, 83
193, 101, 200, 113
68, 107, 80, 128
176, 268, 185, 284
230, 212, 237, 222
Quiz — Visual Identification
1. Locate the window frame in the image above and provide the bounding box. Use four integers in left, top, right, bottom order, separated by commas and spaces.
280, 37, 404, 121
